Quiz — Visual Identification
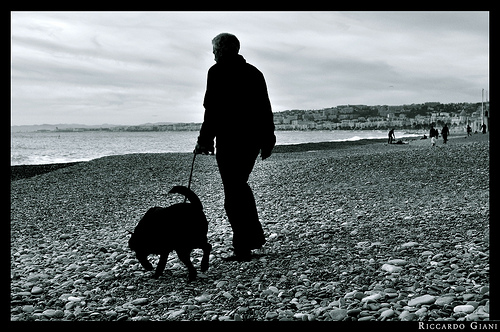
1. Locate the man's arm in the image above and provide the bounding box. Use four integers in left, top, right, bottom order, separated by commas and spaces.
195, 69, 217, 154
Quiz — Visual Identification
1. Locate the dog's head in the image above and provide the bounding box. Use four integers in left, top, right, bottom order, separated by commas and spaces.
127, 229, 137, 250
127, 230, 154, 271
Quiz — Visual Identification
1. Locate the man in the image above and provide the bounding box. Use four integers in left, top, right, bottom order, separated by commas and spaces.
441, 124, 449, 144
388, 128, 395, 144
194, 33, 276, 261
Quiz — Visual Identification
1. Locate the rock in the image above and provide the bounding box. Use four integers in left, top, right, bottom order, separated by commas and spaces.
480, 286, 489, 294
362, 293, 382, 303
131, 298, 148, 305
387, 259, 407, 266
347, 308, 361, 317
22, 305, 34, 313
453, 305, 475, 314
380, 308, 394, 319
466, 301, 479, 309
408, 294, 435, 306
68, 296, 82, 302
269, 286, 280, 293
216, 280, 228, 288
399, 310, 410, 320
381, 264, 402, 273
329, 308, 347, 321
95, 271, 114, 280
401, 241, 419, 248
54, 310, 64, 318
354, 292, 365, 300
222, 291, 233, 299
168, 309, 185, 319
435, 296, 454, 306
30, 286, 43, 295
265, 311, 278, 319
401, 313, 417, 321
462, 293, 476, 301
195, 294, 211, 303
294, 313, 306, 319
415, 307, 427, 316
42, 309, 57, 318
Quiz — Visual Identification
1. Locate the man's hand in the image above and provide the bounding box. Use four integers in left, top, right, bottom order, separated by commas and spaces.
194, 143, 214, 155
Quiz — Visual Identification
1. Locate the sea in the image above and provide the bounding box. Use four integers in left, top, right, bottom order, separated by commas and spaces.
10, 130, 421, 166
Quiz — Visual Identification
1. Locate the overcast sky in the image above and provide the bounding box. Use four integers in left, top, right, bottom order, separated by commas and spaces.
11, 11, 489, 126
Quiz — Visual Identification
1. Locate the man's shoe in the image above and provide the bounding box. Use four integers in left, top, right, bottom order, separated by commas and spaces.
223, 249, 252, 262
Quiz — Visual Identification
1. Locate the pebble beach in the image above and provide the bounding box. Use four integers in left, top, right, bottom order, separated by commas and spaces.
10, 133, 490, 322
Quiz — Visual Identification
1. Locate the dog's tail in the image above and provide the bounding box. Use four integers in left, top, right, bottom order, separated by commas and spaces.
169, 186, 203, 210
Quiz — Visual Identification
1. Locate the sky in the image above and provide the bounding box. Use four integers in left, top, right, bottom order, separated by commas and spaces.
11, 11, 489, 126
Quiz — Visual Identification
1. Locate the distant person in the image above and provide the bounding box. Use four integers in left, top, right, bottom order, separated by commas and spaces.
481, 123, 487, 134
194, 33, 276, 262
467, 125, 472, 137
441, 124, 449, 144
429, 125, 436, 139
388, 128, 395, 144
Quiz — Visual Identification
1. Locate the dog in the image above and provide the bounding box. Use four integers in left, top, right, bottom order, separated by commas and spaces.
128, 186, 212, 282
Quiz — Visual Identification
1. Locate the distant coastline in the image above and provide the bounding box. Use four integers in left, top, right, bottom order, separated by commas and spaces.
11, 101, 489, 133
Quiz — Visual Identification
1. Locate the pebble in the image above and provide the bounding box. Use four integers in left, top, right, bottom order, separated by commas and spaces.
68, 296, 82, 302
42, 309, 59, 318
195, 294, 211, 303
401, 241, 419, 248
435, 296, 454, 306
131, 298, 148, 305
401, 313, 417, 321
30, 286, 43, 295
265, 311, 278, 319
22, 305, 34, 313
95, 271, 114, 280
380, 308, 394, 319
408, 294, 435, 306
387, 259, 407, 266
168, 309, 185, 319
480, 286, 489, 294
453, 305, 475, 314
329, 308, 347, 321
347, 308, 361, 317
381, 264, 402, 273
362, 293, 382, 303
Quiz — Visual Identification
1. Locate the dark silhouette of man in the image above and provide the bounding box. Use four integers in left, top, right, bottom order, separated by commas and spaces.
388, 128, 395, 144
441, 124, 449, 144
194, 33, 276, 261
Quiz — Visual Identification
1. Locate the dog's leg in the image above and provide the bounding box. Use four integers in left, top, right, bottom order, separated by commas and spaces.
153, 251, 170, 279
136, 252, 154, 272
176, 248, 197, 282
200, 243, 212, 272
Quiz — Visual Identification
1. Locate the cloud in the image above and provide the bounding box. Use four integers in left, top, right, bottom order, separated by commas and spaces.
11, 11, 489, 125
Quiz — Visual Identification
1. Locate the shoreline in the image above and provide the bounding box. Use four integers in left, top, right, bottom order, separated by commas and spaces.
10, 133, 486, 182
11, 138, 388, 181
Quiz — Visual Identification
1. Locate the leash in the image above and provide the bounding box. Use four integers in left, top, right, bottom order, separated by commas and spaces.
184, 152, 197, 203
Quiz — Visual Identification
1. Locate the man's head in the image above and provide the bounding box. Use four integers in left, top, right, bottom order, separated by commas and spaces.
212, 33, 240, 62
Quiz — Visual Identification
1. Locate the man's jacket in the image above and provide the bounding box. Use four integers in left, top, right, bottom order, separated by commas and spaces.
198, 54, 276, 154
